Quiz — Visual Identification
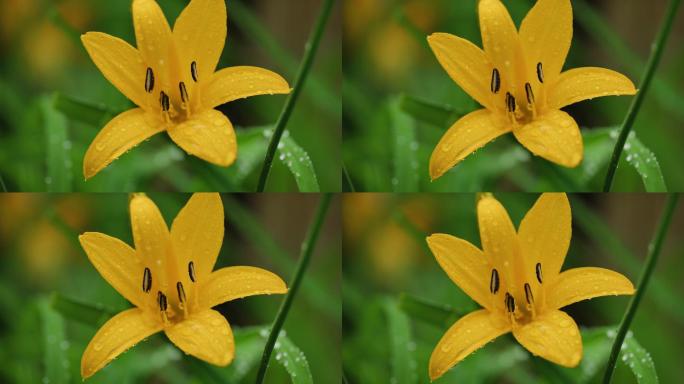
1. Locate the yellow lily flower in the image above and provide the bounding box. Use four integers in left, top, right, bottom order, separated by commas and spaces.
427, 0, 637, 180
426, 193, 634, 381
80, 0, 291, 179
78, 193, 287, 378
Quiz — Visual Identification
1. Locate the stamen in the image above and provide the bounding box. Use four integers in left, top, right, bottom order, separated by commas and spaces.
536, 62, 544, 83
524, 283, 534, 304
176, 282, 186, 303
179, 82, 189, 103
159, 91, 170, 112
504, 292, 515, 313
145, 67, 154, 93
535, 262, 543, 284
157, 291, 167, 312
490, 68, 500, 94
489, 269, 499, 294
191, 61, 198, 82
505, 92, 516, 113
525, 82, 535, 104
188, 261, 196, 282
142, 267, 152, 293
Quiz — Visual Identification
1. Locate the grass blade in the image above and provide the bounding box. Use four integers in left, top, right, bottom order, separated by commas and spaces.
256, 0, 335, 191
622, 132, 666, 192
42, 95, 72, 191
39, 298, 70, 384
602, 194, 679, 383
383, 298, 417, 384
255, 194, 332, 384
389, 99, 418, 192
50, 292, 115, 327
398, 94, 463, 128
602, 0, 681, 191
397, 293, 465, 328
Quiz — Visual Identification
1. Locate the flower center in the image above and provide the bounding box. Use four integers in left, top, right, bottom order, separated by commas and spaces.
491, 262, 544, 327
142, 260, 197, 325
491, 61, 545, 126
144, 61, 200, 124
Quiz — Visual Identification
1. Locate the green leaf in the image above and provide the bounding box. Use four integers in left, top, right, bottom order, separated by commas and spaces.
50, 292, 115, 327
397, 293, 464, 328
273, 330, 314, 384
42, 95, 72, 191
53, 93, 113, 126
230, 127, 270, 184
619, 331, 659, 384
277, 130, 320, 192
39, 298, 70, 384
389, 99, 418, 191
383, 298, 417, 384
622, 131, 667, 192
398, 94, 464, 127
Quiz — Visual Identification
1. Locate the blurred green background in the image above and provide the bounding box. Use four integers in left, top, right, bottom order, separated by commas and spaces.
342, 0, 684, 192
0, 193, 341, 383
342, 193, 684, 383
0, 0, 341, 192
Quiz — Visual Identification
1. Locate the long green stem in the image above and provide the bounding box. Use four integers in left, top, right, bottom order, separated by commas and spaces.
256, 0, 335, 192
602, 194, 679, 383
254, 194, 332, 384
602, 0, 681, 191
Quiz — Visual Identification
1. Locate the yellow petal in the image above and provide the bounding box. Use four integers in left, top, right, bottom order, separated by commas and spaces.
167, 109, 237, 166
81, 308, 162, 379
83, 108, 164, 179
79, 232, 144, 309
477, 194, 521, 300
165, 309, 234, 366
170, 193, 224, 282
81, 32, 148, 109
132, 0, 177, 95
427, 33, 493, 110
546, 267, 635, 310
512, 310, 582, 367
517, 193, 571, 281
546, 67, 637, 110
513, 109, 582, 168
478, 0, 524, 113
198, 266, 288, 309
173, 0, 226, 85
429, 309, 510, 381
129, 193, 172, 294
429, 109, 510, 180
201, 66, 291, 109
426, 234, 492, 310
519, 0, 572, 86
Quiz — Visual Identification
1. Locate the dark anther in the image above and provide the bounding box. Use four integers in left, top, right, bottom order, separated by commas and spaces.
179, 82, 189, 103
188, 261, 196, 282
160, 91, 170, 112
490, 68, 500, 94
145, 67, 154, 93
505, 92, 516, 113
157, 291, 167, 311
142, 267, 152, 293
176, 282, 186, 303
489, 269, 500, 294
505, 292, 515, 313
191, 61, 198, 82
525, 82, 535, 104
535, 262, 543, 284
524, 283, 534, 304
536, 62, 544, 83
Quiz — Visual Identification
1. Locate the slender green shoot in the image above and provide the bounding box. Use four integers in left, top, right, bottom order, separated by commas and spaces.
343, 161, 356, 192
602, 0, 681, 191
0, 172, 7, 192
602, 194, 679, 383
255, 194, 332, 384
256, 0, 335, 192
